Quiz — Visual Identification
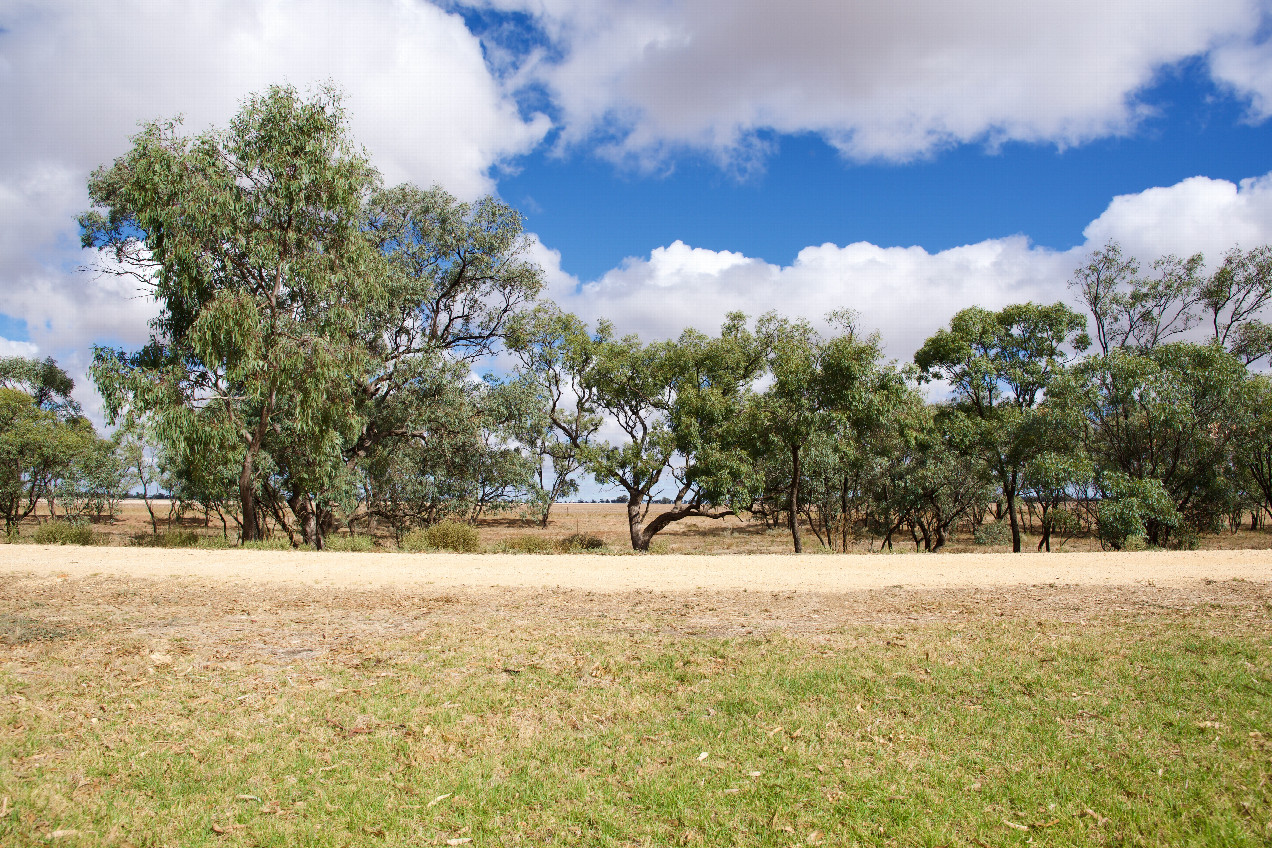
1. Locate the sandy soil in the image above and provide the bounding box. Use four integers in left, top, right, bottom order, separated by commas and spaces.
2, 545, 1268, 593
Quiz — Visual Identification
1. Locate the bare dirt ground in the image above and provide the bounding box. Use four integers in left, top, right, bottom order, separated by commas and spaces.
1, 544, 1270, 594
3, 502, 1268, 645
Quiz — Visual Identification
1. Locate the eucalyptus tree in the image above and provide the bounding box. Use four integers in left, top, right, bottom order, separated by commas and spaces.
345, 184, 545, 478
1239, 376, 1272, 525
915, 302, 1088, 552
563, 314, 767, 551
84, 84, 382, 545
1201, 245, 1272, 364
746, 313, 899, 553
0, 358, 106, 531
503, 303, 601, 526
1057, 343, 1253, 546
0, 356, 81, 418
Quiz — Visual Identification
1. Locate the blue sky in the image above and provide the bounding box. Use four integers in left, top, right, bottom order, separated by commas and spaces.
2, 0, 1272, 420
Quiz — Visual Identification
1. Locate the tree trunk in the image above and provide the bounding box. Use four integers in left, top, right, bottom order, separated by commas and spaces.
239, 451, 263, 542
627, 496, 648, 551
788, 444, 803, 553
1005, 485, 1022, 553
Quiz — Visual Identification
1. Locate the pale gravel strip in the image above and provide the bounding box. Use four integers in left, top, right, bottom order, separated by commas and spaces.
0, 545, 1269, 592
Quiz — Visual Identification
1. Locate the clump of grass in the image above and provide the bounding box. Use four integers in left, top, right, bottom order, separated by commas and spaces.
32, 519, 96, 546
195, 534, 232, 549
557, 532, 606, 552
402, 520, 480, 553
240, 536, 299, 551
323, 533, 376, 553
503, 534, 557, 554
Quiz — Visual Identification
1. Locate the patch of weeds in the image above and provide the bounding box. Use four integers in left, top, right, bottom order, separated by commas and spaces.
240, 536, 300, 551
0, 614, 73, 645
502, 534, 557, 554
195, 534, 231, 549
32, 519, 96, 546
324, 533, 376, 552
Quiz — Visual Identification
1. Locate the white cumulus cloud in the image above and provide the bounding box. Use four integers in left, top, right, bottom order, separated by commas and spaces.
480, 0, 1268, 165
0, 0, 549, 423
549, 171, 1272, 361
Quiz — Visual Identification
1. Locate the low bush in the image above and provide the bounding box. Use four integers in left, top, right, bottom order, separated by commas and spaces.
972, 520, 1011, 547
426, 520, 481, 552
402, 520, 480, 553
33, 520, 97, 546
503, 534, 557, 554
557, 533, 606, 552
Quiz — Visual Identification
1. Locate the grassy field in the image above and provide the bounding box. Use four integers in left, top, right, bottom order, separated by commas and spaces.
1, 574, 1269, 846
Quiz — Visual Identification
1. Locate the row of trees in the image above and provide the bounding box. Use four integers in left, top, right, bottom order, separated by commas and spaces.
57, 84, 1272, 552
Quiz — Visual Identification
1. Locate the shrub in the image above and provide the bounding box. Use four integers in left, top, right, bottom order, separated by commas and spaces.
972, 520, 1011, 547
504, 534, 557, 554
324, 533, 376, 552
400, 528, 432, 553
402, 520, 480, 553
557, 533, 606, 552
33, 520, 96, 546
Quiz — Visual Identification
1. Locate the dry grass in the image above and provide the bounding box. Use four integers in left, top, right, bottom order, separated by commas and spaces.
1, 574, 1269, 846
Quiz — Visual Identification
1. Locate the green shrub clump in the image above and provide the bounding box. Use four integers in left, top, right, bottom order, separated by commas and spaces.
557, 533, 606, 552
33, 520, 96, 546
972, 520, 1011, 547
402, 520, 480, 553
324, 533, 376, 552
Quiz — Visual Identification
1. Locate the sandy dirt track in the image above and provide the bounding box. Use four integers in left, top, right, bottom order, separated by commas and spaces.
1, 545, 1269, 593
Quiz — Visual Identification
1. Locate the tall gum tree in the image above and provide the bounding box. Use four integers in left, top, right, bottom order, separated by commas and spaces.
915, 303, 1088, 553
84, 84, 382, 545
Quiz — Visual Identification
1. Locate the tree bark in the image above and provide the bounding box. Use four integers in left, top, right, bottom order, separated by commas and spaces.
1006, 486, 1022, 553
789, 444, 803, 553
627, 496, 648, 551
239, 451, 262, 542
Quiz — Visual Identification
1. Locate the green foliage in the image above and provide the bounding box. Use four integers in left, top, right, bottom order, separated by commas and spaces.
130, 529, 200, 548
972, 520, 1012, 547
1097, 472, 1181, 550
240, 537, 299, 551
32, 520, 96, 546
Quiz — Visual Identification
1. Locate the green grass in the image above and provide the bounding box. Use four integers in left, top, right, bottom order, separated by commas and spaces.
0, 590, 1268, 846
